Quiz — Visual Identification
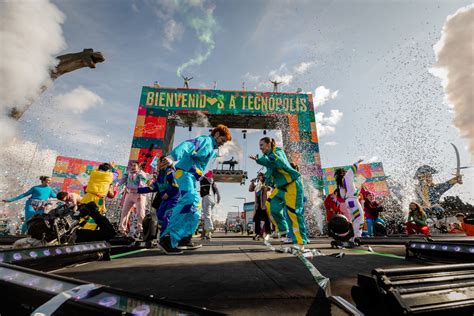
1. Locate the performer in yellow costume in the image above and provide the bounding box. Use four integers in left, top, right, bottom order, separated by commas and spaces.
80, 162, 117, 230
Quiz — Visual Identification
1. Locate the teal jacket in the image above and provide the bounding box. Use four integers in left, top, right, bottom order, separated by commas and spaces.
7, 185, 56, 202
171, 135, 218, 175
256, 147, 300, 188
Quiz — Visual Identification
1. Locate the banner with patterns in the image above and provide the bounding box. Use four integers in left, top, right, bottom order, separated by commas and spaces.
322, 162, 390, 197
51, 156, 126, 195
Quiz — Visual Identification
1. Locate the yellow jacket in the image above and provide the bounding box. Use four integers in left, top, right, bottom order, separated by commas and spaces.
85, 170, 113, 197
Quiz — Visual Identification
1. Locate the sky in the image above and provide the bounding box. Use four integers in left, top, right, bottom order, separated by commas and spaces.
1, 0, 473, 221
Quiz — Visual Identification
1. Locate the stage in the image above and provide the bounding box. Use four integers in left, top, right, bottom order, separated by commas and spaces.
51, 233, 426, 315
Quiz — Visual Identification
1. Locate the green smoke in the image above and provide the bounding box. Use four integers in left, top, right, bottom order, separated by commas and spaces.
177, 7, 217, 78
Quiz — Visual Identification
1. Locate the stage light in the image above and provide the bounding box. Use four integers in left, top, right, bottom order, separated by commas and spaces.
23, 277, 40, 287
0, 242, 111, 271
45, 282, 63, 293
99, 296, 118, 307
3, 272, 19, 281
0, 263, 223, 315
406, 241, 474, 263
132, 304, 151, 316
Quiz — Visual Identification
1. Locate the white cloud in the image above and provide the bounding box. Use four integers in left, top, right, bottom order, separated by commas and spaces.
53, 86, 103, 114
315, 109, 343, 137
242, 72, 260, 89
246, 61, 314, 91
216, 139, 243, 164
368, 156, 379, 163
313, 86, 339, 108
0, 0, 66, 135
294, 61, 314, 74
268, 63, 293, 85
163, 19, 184, 50
324, 141, 338, 146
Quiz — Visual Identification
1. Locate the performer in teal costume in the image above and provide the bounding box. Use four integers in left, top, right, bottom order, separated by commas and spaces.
2, 176, 56, 234
160, 125, 232, 252
250, 137, 308, 246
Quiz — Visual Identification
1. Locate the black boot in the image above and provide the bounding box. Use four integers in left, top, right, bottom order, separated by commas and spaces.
158, 235, 183, 254
177, 235, 202, 250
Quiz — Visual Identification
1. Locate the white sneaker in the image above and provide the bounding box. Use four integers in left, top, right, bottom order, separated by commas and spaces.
280, 236, 293, 244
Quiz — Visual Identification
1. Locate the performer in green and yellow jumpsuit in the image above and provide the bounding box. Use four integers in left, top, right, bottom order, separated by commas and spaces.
250, 137, 308, 245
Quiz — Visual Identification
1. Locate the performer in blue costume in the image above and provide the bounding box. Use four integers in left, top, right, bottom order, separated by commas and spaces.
2, 176, 56, 234
250, 137, 308, 246
137, 157, 180, 238
159, 124, 232, 254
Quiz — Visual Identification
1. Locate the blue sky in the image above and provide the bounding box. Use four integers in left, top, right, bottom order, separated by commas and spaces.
12, 0, 473, 219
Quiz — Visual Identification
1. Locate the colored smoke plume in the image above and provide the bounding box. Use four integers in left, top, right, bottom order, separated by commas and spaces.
176, 2, 218, 77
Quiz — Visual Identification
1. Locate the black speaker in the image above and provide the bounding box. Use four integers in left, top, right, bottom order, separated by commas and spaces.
352, 263, 474, 315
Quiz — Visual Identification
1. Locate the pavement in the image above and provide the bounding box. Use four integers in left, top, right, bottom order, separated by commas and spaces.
56, 233, 424, 315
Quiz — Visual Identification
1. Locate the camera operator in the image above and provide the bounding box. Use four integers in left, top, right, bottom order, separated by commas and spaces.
57, 191, 82, 212
12, 202, 116, 248
74, 202, 116, 243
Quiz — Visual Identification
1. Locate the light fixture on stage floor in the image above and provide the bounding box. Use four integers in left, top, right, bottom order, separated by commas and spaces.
0, 241, 110, 271
406, 240, 474, 263
0, 263, 224, 315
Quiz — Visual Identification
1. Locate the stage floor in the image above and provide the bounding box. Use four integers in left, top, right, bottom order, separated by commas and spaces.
53, 233, 426, 315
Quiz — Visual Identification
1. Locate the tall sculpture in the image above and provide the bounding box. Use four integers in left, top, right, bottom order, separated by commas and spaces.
9, 48, 105, 120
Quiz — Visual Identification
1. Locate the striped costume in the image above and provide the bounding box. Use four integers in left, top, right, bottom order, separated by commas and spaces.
138, 167, 179, 237
163, 135, 217, 248
339, 164, 364, 238
256, 147, 308, 245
